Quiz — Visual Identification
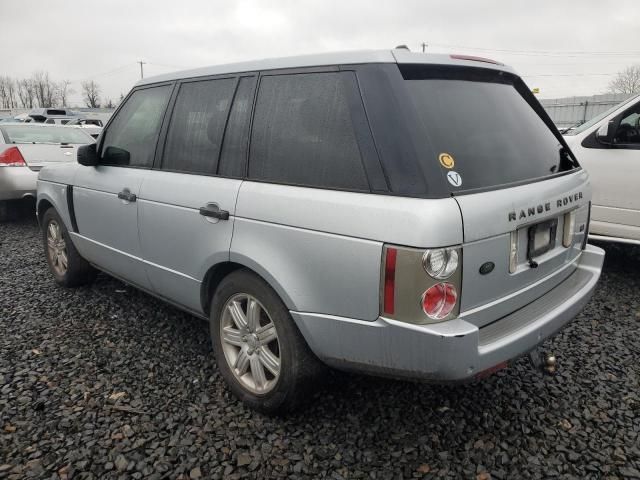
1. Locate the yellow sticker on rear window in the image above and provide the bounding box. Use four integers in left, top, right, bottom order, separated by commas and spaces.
439, 153, 455, 169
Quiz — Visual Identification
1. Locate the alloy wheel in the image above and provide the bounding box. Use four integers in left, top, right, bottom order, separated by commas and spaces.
46, 220, 68, 276
220, 293, 281, 394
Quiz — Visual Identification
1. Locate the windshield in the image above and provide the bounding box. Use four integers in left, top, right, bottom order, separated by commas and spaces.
564, 95, 640, 136
0, 125, 94, 145
401, 65, 578, 193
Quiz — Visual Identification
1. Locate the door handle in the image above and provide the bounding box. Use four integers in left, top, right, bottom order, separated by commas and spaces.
199, 204, 229, 220
117, 189, 137, 202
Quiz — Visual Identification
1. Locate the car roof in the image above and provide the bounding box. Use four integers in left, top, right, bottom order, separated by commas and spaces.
28, 108, 77, 116
135, 49, 517, 86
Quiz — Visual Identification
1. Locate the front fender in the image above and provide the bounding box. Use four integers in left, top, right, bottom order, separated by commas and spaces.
37, 180, 72, 230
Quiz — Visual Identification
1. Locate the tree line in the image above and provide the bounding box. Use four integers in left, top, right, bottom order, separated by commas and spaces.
608, 65, 640, 95
0, 72, 118, 109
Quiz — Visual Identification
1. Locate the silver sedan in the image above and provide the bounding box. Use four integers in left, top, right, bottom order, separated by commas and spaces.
0, 123, 94, 220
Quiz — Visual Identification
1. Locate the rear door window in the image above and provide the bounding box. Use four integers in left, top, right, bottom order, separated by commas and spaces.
400, 65, 578, 193
162, 78, 236, 174
101, 85, 172, 168
248, 72, 369, 191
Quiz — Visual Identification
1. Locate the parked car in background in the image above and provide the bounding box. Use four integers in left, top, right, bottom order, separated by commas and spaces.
563, 94, 640, 245
0, 116, 28, 124
27, 108, 79, 125
37, 50, 603, 413
0, 123, 94, 220
65, 118, 103, 138
557, 123, 581, 135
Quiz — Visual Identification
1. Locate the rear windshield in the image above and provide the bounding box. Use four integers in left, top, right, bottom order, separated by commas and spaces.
401, 66, 578, 192
0, 125, 94, 145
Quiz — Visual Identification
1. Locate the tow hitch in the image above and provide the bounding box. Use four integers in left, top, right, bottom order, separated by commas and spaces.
529, 348, 557, 375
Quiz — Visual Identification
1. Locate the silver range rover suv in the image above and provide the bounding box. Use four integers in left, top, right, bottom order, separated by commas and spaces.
37, 50, 605, 413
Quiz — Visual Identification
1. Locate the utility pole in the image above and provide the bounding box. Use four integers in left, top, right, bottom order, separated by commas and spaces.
137, 60, 146, 79
421, 42, 428, 53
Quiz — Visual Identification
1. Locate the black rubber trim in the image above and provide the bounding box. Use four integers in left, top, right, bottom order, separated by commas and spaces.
66, 185, 79, 233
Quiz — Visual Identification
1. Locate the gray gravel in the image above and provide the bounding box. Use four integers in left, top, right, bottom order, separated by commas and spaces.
1, 213, 639, 480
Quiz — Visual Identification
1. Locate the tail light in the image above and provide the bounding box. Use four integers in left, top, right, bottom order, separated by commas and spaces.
381, 245, 462, 324
422, 282, 458, 320
383, 248, 397, 315
562, 210, 576, 248
582, 202, 591, 250
422, 248, 458, 279
509, 231, 518, 273
0, 147, 26, 167
450, 54, 503, 65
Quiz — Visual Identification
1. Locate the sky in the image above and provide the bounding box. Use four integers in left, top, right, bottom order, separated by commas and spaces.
3, 0, 640, 107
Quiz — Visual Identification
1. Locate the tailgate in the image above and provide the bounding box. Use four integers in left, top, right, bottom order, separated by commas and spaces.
454, 170, 591, 327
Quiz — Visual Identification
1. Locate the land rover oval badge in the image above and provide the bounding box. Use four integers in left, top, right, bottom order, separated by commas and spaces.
479, 262, 495, 275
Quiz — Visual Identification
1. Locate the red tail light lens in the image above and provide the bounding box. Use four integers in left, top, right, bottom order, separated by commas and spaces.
422, 282, 457, 320
0, 147, 26, 167
383, 248, 397, 315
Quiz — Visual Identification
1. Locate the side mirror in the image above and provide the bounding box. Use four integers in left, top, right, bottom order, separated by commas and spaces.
77, 143, 99, 166
595, 120, 615, 145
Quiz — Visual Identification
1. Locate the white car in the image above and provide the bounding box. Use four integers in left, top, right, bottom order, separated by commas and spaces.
563, 94, 640, 245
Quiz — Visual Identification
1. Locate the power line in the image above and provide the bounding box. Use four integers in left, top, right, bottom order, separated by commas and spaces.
146, 62, 194, 71
74, 63, 137, 83
521, 72, 617, 78
428, 42, 640, 58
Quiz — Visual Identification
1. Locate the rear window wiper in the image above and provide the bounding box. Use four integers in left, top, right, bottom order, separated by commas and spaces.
559, 146, 579, 169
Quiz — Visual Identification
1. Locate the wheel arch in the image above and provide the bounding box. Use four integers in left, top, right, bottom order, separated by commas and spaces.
36, 182, 73, 231
200, 258, 297, 317
36, 198, 54, 226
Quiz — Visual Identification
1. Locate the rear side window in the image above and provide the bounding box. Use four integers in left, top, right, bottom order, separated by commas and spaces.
101, 85, 172, 168
400, 65, 577, 192
162, 78, 236, 174
249, 72, 369, 191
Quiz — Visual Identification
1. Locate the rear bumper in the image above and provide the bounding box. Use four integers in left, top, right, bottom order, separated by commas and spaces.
292, 244, 605, 381
0, 168, 37, 200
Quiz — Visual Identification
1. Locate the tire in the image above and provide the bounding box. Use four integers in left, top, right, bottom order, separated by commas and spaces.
210, 270, 324, 414
41, 208, 96, 287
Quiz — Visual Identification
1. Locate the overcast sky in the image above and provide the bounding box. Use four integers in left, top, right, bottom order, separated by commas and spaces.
4, 0, 640, 106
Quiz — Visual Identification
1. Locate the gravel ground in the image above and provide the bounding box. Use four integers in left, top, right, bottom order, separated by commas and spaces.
1, 213, 639, 480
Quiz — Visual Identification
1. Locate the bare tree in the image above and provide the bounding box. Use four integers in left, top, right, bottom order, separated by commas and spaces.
6, 78, 18, 108
0, 77, 19, 108
58, 79, 74, 107
608, 65, 640, 94
17, 79, 36, 108
104, 98, 115, 108
0, 76, 17, 108
32, 71, 59, 107
81, 80, 101, 108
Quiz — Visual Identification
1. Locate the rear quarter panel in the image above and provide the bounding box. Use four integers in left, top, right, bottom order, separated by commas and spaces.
231, 181, 462, 321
